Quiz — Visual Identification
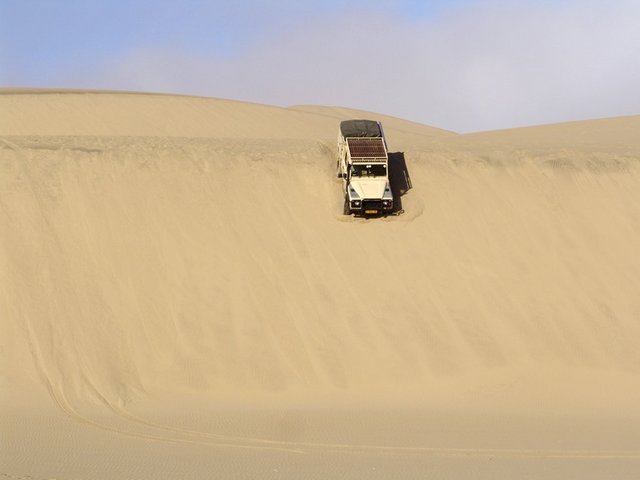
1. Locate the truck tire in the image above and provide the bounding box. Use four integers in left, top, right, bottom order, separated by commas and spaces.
343, 195, 351, 215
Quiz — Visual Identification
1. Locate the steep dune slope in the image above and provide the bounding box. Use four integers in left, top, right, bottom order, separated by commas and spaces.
2, 91, 640, 403
2, 91, 640, 478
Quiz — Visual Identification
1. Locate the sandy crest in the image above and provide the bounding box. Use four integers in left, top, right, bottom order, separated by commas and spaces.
1, 91, 640, 479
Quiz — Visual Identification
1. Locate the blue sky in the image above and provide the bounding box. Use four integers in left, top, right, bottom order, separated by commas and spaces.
1, 0, 639, 131
1, 1, 450, 72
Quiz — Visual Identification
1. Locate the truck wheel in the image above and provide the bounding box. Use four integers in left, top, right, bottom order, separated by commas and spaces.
343, 195, 351, 215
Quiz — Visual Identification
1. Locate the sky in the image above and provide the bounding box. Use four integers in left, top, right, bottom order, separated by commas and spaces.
1, 0, 639, 132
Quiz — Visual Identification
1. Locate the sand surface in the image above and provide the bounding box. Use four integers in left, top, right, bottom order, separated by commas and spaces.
1, 91, 640, 478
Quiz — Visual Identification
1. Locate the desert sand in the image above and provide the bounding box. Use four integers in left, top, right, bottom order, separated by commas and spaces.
1, 90, 640, 479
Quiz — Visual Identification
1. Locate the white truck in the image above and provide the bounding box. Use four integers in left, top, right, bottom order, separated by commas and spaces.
337, 120, 393, 215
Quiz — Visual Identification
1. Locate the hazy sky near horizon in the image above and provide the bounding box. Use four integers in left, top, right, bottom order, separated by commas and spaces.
1, 0, 639, 132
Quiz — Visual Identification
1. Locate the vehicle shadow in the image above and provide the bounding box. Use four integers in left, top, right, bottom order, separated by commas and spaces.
388, 152, 412, 214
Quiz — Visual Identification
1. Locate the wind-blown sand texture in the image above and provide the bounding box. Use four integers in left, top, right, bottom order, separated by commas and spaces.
1, 90, 640, 479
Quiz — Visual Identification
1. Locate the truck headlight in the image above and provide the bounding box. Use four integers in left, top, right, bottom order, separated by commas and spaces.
350, 200, 362, 208
383, 200, 393, 208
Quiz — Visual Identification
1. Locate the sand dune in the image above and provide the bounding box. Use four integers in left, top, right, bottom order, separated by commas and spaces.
2, 91, 640, 479
459, 115, 640, 150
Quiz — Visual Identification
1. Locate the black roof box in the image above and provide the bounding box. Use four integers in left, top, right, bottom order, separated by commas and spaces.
340, 120, 382, 138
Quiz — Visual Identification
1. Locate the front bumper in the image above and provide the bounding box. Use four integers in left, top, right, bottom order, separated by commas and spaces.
350, 198, 393, 214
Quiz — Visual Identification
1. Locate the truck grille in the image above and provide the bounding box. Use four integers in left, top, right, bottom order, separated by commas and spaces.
362, 199, 383, 210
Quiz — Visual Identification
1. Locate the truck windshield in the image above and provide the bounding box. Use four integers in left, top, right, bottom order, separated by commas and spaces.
351, 164, 387, 178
